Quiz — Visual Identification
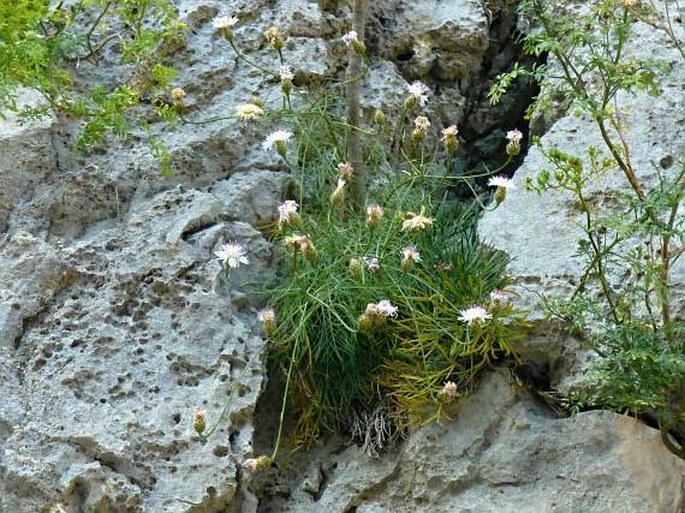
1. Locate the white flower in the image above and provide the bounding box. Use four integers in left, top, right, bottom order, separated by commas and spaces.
414, 115, 431, 131
375, 300, 398, 318
235, 103, 265, 121
277, 200, 299, 225
506, 129, 523, 143
279, 65, 294, 81
342, 31, 359, 47
489, 289, 507, 303
363, 255, 380, 273
258, 307, 276, 323
488, 175, 516, 189
407, 81, 430, 107
215, 241, 249, 269
441, 125, 458, 140
213, 15, 239, 30
402, 244, 421, 263
262, 130, 293, 152
457, 305, 492, 325
487, 175, 515, 189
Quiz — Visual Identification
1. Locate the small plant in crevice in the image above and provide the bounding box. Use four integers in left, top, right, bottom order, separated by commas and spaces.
0, 0, 186, 172
490, 0, 685, 459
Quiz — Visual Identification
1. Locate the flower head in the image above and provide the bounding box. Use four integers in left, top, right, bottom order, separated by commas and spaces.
412, 115, 431, 142
487, 175, 515, 206
505, 129, 523, 156
342, 31, 358, 47
243, 455, 272, 473
279, 65, 294, 82
406, 81, 430, 108
489, 289, 507, 303
441, 125, 459, 152
264, 26, 284, 50
213, 15, 239, 30
401, 244, 421, 271
258, 307, 277, 336
366, 203, 384, 228
487, 175, 515, 189
277, 200, 299, 227
506, 129, 523, 143
170, 87, 186, 103
214, 15, 239, 41
458, 305, 492, 326
375, 300, 398, 318
337, 162, 354, 180
235, 103, 265, 121
284, 234, 316, 261
402, 207, 434, 232
363, 255, 380, 274
441, 381, 458, 399
262, 130, 293, 157
215, 241, 249, 269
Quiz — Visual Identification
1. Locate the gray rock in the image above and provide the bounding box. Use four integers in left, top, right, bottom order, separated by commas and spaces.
261, 371, 685, 513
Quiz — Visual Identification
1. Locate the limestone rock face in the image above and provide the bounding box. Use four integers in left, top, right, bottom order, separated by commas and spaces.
260, 372, 685, 513
0, 1, 683, 512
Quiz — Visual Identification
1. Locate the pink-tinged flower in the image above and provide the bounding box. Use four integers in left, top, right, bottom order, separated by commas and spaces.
258, 307, 277, 336
489, 289, 507, 303
338, 162, 354, 180
366, 204, 384, 228
442, 381, 458, 399
277, 200, 299, 226
401, 207, 433, 232
342, 30, 365, 54
505, 129, 523, 156
402, 244, 420, 261
406, 81, 430, 108
215, 241, 249, 269
375, 300, 398, 318
506, 129, 523, 142
458, 305, 492, 325
342, 31, 358, 47
242, 455, 272, 473
258, 307, 276, 324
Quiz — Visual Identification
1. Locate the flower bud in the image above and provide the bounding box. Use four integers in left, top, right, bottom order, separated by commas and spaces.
373, 108, 386, 126
258, 308, 277, 337
349, 257, 363, 279
243, 455, 273, 473
171, 87, 186, 104
194, 407, 206, 435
